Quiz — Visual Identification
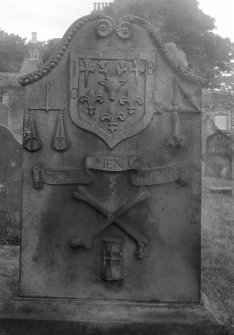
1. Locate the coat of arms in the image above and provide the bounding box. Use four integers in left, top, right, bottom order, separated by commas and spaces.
70, 51, 155, 148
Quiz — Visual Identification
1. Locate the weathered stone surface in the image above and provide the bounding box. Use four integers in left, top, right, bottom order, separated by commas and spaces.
19, 14, 202, 302
6, 12, 227, 335
0, 301, 229, 335
0, 103, 9, 126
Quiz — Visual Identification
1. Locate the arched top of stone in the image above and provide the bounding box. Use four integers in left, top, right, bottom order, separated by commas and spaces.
18, 13, 206, 87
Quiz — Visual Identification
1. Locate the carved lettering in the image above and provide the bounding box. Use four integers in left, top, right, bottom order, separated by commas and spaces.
86, 155, 142, 172
131, 162, 186, 186
129, 60, 145, 86
32, 164, 93, 189
79, 58, 95, 87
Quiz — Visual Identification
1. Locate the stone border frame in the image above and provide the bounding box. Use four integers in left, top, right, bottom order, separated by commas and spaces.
18, 13, 207, 86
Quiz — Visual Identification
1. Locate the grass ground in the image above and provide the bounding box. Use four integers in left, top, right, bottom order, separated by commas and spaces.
0, 176, 233, 331
201, 176, 234, 330
0, 245, 18, 299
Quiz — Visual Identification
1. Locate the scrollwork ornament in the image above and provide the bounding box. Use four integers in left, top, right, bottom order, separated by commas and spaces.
97, 19, 114, 37
116, 21, 132, 39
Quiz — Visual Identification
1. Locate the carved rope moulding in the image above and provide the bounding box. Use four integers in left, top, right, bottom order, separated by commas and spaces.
18, 13, 206, 87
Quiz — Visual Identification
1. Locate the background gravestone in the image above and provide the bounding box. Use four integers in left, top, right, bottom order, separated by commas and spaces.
0, 103, 9, 127
0, 13, 227, 335
201, 116, 217, 175
206, 130, 232, 179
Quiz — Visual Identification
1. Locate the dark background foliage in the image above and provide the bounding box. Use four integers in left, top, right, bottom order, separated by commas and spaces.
0, 0, 233, 89
103, 0, 234, 88
0, 30, 27, 72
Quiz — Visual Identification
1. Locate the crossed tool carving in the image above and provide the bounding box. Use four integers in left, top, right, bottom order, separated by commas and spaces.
71, 185, 150, 259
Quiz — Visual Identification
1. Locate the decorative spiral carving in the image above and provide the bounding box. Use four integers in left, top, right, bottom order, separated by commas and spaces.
97, 19, 114, 37
116, 21, 132, 39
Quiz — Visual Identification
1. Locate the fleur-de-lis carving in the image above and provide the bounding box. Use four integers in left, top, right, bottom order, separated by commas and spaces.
120, 93, 144, 115
79, 87, 104, 116
101, 103, 126, 133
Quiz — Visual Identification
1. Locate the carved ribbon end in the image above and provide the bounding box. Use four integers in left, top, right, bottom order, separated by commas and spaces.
177, 164, 190, 186
32, 165, 43, 190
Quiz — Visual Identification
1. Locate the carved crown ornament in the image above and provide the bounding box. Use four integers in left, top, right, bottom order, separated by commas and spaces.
18, 13, 206, 87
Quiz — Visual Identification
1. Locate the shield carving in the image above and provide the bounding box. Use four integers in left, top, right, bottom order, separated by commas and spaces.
70, 50, 155, 148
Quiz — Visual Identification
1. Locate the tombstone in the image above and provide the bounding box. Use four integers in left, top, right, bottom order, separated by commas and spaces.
0, 13, 228, 335
0, 125, 22, 244
201, 116, 218, 175
0, 102, 9, 126
206, 130, 232, 179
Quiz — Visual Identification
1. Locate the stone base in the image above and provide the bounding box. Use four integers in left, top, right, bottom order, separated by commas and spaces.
0, 299, 229, 335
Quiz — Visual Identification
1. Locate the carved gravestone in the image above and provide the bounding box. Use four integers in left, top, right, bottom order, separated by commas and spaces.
8, 13, 226, 335
206, 130, 232, 179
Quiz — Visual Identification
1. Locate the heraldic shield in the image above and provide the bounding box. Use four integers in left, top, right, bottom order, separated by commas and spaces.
70, 50, 155, 148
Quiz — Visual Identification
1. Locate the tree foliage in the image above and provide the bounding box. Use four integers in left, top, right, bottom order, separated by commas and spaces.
40, 38, 61, 63
103, 0, 234, 87
0, 29, 27, 72
0, 0, 233, 91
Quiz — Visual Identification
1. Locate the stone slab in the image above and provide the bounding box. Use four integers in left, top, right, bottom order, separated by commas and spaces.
19, 13, 202, 303
0, 300, 229, 335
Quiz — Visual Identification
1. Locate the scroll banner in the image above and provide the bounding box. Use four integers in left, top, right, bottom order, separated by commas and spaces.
32, 165, 93, 190
130, 162, 187, 186
85, 155, 142, 172
32, 156, 187, 189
